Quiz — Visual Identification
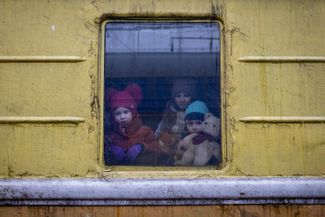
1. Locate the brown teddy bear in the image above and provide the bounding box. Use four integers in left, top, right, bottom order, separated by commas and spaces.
173, 113, 221, 166
158, 132, 179, 154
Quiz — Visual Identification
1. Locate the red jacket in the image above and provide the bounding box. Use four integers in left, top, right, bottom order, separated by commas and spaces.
109, 115, 162, 164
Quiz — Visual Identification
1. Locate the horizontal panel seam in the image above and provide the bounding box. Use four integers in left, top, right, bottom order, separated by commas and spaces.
238, 56, 325, 63
0, 116, 85, 124
0, 56, 86, 62
240, 116, 325, 123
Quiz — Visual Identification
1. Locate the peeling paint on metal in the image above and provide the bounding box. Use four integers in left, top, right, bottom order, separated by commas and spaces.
0, 0, 324, 179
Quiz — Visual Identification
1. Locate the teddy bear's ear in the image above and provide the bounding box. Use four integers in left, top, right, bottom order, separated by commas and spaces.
205, 113, 213, 119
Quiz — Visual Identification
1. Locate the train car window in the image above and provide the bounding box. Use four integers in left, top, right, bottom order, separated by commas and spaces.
104, 22, 221, 167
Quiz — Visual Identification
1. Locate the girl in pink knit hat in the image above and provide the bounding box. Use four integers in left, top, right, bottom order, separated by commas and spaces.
105, 83, 162, 165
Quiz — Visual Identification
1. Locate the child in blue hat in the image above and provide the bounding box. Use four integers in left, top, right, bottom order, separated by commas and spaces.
173, 100, 210, 164
184, 100, 209, 134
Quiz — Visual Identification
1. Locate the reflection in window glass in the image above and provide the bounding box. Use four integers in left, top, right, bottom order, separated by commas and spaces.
104, 22, 221, 166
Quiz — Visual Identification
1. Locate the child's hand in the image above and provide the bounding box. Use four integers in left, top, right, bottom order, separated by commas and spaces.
126, 143, 144, 162
110, 144, 127, 162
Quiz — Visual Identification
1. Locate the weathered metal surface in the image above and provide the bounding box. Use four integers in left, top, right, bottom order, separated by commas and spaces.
0, 205, 324, 217
0, 178, 324, 205
0, 0, 324, 178
1, 199, 324, 206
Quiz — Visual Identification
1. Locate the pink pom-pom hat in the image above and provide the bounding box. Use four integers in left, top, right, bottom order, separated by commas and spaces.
107, 83, 143, 114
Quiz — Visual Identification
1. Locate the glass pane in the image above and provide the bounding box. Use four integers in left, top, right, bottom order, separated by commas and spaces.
104, 22, 221, 166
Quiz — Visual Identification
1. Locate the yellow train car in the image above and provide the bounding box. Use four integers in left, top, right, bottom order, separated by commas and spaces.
0, 0, 324, 216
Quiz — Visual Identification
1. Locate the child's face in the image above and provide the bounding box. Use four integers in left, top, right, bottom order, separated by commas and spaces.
174, 93, 191, 110
114, 107, 132, 125
186, 120, 203, 133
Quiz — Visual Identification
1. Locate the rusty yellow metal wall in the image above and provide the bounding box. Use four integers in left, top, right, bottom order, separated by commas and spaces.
0, 205, 324, 217
0, 0, 324, 178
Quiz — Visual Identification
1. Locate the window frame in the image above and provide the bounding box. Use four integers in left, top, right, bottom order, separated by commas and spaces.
99, 19, 227, 173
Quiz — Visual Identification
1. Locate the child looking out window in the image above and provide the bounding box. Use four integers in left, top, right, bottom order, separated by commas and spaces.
155, 78, 197, 164
184, 100, 209, 134
105, 83, 162, 165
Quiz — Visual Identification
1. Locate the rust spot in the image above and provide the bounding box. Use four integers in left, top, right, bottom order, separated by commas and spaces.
88, 124, 95, 134
84, 21, 98, 33
91, 95, 99, 119
210, 1, 224, 18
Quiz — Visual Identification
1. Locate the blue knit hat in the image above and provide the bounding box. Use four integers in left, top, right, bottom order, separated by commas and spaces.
185, 100, 209, 121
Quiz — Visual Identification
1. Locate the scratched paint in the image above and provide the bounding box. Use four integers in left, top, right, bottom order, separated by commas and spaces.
0, 0, 324, 178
